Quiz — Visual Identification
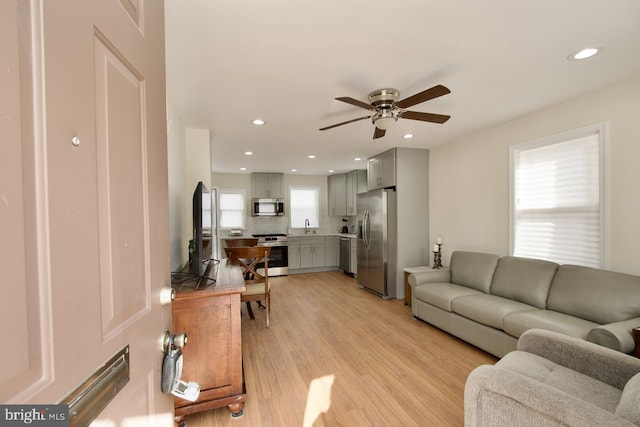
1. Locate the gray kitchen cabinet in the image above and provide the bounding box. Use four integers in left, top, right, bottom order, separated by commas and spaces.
325, 235, 339, 267
252, 173, 284, 199
300, 236, 326, 268
367, 148, 396, 190
327, 173, 347, 216
350, 237, 357, 275
329, 170, 366, 216
288, 236, 301, 269
346, 169, 367, 215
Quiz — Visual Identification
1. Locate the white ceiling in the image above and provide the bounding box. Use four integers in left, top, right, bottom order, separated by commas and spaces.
165, 0, 640, 176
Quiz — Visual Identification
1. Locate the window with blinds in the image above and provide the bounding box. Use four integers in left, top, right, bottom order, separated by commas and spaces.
510, 123, 606, 268
289, 187, 319, 228
219, 189, 245, 229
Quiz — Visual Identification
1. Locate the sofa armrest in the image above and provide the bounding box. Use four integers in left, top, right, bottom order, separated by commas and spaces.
517, 329, 640, 390
587, 318, 640, 354
408, 268, 450, 288
465, 365, 636, 426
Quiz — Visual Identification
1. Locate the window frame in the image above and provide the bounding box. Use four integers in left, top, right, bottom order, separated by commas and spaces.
218, 188, 246, 230
289, 186, 320, 229
508, 122, 608, 268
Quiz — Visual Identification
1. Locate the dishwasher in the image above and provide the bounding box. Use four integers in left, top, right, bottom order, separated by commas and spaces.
339, 237, 350, 273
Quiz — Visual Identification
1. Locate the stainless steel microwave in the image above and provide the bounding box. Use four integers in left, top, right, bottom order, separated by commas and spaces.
251, 198, 285, 217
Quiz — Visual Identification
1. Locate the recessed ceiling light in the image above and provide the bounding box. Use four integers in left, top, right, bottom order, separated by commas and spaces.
568, 47, 601, 61
252, 119, 265, 125
328, 170, 334, 173
307, 155, 316, 159
354, 157, 361, 161
291, 169, 297, 172
403, 134, 414, 139
244, 151, 253, 156
240, 167, 247, 171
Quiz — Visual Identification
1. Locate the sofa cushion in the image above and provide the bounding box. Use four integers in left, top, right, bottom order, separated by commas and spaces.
503, 310, 598, 339
616, 373, 640, 424
449, 251, 499, 293
490, 256, 558, 309
547, 265, 640, 324
451, 294, 537, 329
497, 351, 622, 413
413, 282, 482, 312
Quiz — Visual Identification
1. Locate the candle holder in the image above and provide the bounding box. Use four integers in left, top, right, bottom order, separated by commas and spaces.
433, 243, 443, 269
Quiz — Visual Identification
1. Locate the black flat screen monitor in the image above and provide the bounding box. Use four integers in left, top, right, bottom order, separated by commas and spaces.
191, 181, 212, 276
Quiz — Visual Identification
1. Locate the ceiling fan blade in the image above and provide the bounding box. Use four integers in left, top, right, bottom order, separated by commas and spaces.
319, 115, 372, 131
373, 127, 386, 139
400, 110, 451, 124
335, 97, 376, 110
395, 85, 451, 109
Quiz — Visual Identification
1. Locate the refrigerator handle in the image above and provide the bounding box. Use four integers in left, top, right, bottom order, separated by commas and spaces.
361, 211, 366, 248
363, 211, 367, 249
364, 210, 370, 250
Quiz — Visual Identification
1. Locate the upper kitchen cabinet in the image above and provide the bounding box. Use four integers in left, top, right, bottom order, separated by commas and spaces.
367, 148, 396, 190
328, 173, 347, 216
328, 170, 367, 216
251, 173, 284, 199
346, 169, 367, 215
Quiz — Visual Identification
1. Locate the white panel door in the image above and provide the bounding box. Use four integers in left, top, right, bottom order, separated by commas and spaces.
1, 0, 174, 424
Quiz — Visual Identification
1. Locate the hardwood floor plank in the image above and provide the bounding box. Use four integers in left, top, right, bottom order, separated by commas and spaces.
185, 271, 496, 426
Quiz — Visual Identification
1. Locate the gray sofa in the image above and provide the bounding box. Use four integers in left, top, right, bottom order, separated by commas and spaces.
409, 251, 640, 357
465, 329, 640, 426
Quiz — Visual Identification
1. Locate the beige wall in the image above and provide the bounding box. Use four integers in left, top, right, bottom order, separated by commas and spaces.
166, 104, 186, 270
167, 124, 212, 270
183, 128, 212, 262
429, 75, 640, 275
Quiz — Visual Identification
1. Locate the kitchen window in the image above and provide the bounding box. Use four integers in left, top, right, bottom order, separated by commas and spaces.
509, 123, 606, 268
219, 189, 245, 229
289, 187, 319, 229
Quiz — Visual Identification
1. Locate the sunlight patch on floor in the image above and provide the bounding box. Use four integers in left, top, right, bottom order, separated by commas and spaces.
303, 374, 335, 427
92, 412, 174, 427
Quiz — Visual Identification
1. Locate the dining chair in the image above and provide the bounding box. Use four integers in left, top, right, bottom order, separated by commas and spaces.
223, 238, 259, 248
224, 246, 272, 328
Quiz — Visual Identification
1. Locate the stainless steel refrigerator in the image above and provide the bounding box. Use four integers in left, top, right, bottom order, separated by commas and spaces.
357, 188, 397, 299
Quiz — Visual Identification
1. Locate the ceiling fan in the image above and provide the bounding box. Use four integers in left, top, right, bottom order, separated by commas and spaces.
319, 84, 451, 139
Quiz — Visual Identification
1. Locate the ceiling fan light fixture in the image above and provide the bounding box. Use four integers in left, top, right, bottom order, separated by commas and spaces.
375, 116, 396, 130
373, 110, 397, 130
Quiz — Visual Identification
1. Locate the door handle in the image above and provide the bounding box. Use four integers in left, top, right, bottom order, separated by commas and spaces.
161, 330, 187, 352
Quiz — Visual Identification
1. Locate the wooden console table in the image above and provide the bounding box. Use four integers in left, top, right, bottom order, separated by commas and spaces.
171, 260, 246, 423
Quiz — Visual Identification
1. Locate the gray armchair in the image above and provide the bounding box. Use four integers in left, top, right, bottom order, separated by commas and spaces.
465, 329, 640, 426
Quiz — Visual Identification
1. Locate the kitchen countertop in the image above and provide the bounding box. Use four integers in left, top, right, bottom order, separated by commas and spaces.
221, 233, 358, 239
288, 233, 358, 239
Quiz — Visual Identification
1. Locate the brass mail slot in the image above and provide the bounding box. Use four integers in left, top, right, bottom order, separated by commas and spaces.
60, 345, 130, 427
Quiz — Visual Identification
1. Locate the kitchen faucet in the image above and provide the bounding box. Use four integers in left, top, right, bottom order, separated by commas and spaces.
304, 218, 310, 234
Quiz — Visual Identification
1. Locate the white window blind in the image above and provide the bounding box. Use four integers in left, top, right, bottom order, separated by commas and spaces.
219, 190, 245, 229
290, 187, 319, 228
511, 124, 605, 268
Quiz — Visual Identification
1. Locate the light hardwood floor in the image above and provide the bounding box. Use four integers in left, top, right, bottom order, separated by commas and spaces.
185, 271, 496, 427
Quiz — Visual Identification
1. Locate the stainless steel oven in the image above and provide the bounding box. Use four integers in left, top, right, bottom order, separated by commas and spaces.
252, 234, 288, 276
